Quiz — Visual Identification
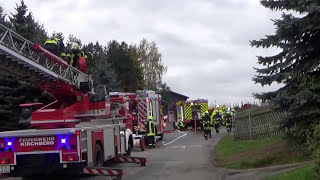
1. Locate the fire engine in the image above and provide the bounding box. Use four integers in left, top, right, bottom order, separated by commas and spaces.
0, 24, 146, 178
176, 99, 208, 129
109, 90, 165, 151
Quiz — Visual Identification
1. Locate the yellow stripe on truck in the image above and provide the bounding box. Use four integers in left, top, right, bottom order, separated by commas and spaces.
184, 104, 192, 120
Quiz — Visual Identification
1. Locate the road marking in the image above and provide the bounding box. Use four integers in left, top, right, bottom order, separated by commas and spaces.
171, 145, 186, 149
163, 130, 187, 146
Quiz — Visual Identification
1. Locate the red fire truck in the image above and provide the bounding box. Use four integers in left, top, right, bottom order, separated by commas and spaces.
0, 24, 145, 178
136, 90, 164, 140
109, 91, 165, 151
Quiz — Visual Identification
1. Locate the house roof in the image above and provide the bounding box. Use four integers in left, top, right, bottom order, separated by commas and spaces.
169, 90, 189, 99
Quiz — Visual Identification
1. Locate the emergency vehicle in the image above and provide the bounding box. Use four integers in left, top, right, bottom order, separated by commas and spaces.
109, 90, 165, 150
0, 24, 145, 178
176, 99, 208, 129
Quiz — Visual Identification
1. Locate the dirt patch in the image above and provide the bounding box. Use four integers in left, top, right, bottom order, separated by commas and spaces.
214, 140, 289, 168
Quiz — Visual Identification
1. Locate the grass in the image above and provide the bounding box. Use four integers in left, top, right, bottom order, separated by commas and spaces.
215, 135, 283, 157
225, 150, 306, 169
215, 135, 309, 169
226, 158, 255, 169
267, 164, 315, 180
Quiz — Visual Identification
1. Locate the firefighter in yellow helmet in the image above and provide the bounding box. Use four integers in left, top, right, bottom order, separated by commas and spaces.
146, 116, 156, 148
67, 42, 88, 68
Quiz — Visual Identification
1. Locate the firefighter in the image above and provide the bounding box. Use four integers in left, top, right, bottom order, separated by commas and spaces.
212, 109, 221, 134
178, 121, 185, 131
231, 108, 236, 116
67, 42, 88, 68
44, 37, 66, 60
202, 111, 211, 139
146, 116, 156, 148
225, 112, 232, 134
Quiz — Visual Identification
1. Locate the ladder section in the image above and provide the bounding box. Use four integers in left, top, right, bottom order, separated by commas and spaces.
0, 23, 92, 89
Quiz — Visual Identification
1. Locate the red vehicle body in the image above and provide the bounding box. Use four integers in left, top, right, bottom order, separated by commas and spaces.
0, 24, 145, 178
109, 91, 165, 150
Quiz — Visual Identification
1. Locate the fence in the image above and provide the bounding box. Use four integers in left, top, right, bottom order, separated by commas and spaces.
233, 106, 286, 140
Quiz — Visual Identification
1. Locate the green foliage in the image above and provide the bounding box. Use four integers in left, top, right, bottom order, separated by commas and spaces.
106, 40, 143, 92
216, 136, 308, 169
0, 72, 52, 131
9, 0, 47, 43
86, 42, 119, 91
215, 136, 282, 157
226, 158, 255, 169
251, 0, 320, 151
136, 38, 167, 90
267, 164, 315, 180
0, 1, 50, 130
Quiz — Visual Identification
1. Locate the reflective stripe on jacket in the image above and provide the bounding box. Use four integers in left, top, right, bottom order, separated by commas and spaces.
147, 120, 155, 136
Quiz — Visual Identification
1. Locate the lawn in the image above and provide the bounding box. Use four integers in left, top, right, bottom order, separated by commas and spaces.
214, 135, 309, 169
215, 135, 283, 157
267, 164, 315, 180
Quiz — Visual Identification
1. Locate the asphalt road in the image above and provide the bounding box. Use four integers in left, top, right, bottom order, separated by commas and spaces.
119, 129, 226, 180
4, 127, 294, 180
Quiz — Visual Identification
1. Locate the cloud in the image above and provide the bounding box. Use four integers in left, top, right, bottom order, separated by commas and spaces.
0, 0, 284, 105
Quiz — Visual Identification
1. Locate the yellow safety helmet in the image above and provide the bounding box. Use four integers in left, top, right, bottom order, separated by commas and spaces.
148, 116, 153, 120
205, 111, 209, 114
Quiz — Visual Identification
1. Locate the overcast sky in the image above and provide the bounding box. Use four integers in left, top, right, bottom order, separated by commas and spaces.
1, 0, 284, 106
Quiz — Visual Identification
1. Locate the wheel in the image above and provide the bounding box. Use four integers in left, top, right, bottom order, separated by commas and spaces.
94, 144, 103, 167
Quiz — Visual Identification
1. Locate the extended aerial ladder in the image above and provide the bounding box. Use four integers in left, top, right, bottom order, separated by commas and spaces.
0, 23, 95, 129
0, 24, 146, 179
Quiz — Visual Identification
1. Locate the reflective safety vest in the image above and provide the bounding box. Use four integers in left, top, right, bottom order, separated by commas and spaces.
211, 110, 217, 120
44, 38, 66, 57
178, 121, 184, 127
147, 120, 155, 136
68, 51, 87, 66
203, 120, 211, 130
44, 38, 59, 46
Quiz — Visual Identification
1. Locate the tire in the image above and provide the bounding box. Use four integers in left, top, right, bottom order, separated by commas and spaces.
94, 144, 103, 167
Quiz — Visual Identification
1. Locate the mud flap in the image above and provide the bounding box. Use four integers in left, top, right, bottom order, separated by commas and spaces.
82, 166, 123, 178
115, 156, 147, 167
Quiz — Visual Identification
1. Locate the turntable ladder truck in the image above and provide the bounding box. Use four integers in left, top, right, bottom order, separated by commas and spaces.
0, 24, 146, 179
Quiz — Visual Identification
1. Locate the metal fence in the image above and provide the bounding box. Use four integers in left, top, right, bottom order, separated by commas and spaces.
234, 106, 286, 140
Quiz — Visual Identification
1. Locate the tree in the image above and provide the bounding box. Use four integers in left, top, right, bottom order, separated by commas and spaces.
0, 1, 51, 130
136, 38, 167, 90
251, 0, 320, 151
106, 40, 143, 92
156, 81, 172, 114
0, 5, 8, 26
85, 42, 119, 91
9, 0, 47, 43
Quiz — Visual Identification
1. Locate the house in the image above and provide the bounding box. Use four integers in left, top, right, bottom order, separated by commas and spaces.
167, 90, 189, 125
